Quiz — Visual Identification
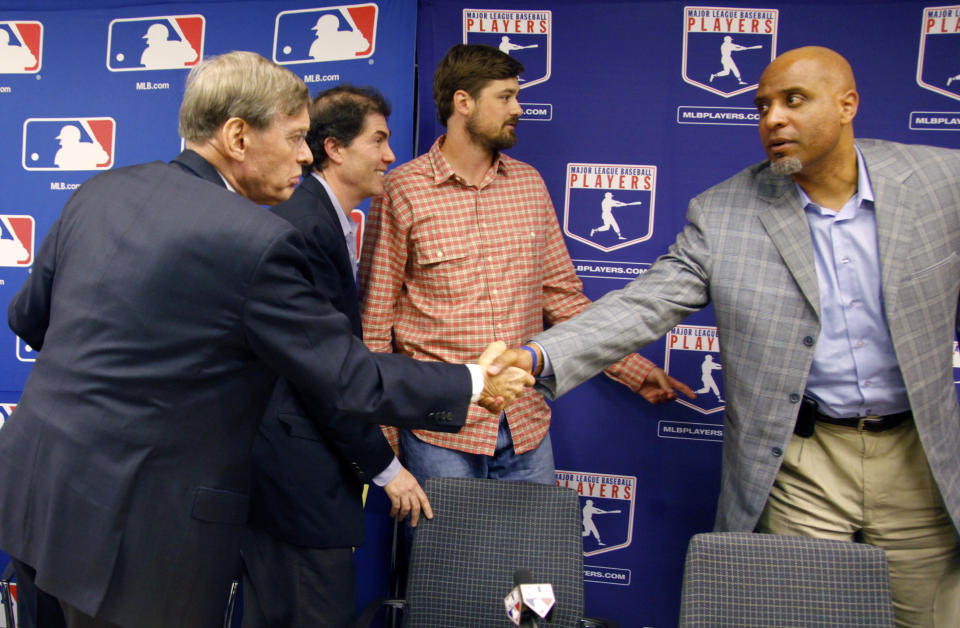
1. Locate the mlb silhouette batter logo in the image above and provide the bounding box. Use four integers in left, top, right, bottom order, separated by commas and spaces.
463, 9, 551, 89
273, 4, 378, 65
107, 15, 204, 71
917, 5, 960, 101
664, 324, 725, 415
0, 20, 42, 73
0, 215, 34, 267
682, 6, 778, 98
563, 163, 655, 253
556, 470, 636, 557
22, 118, 115, 171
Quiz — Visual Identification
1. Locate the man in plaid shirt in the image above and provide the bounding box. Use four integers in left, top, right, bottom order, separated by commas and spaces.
358, 44, 693, 485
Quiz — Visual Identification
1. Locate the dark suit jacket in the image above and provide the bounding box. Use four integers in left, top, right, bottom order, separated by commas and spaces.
248, 174, 393, 548
0, 151, 469, 628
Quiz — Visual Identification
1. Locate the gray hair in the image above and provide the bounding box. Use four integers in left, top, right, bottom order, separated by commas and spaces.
178, 51, 309, 142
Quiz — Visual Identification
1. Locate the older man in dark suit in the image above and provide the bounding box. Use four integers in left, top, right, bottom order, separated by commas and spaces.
0, 52, 530, 628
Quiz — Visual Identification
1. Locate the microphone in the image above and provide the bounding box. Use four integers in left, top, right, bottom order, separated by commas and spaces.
504, 568, 556, 627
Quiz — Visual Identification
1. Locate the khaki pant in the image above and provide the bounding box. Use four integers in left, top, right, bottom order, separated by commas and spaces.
758, 420, 960, 628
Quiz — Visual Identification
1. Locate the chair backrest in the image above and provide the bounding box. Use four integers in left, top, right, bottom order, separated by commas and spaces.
678, 532, 895, 627
404, 478, 584, 628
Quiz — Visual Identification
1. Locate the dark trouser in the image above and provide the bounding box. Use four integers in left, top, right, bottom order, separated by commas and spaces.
11, 560, 120, 628
240, 526, 356, 628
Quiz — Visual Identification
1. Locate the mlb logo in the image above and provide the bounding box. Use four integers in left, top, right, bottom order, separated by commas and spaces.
0, 215, 34, 267
22, 118, 115, 171
15, 336, 36, 363
556, 471, 636, 557
563, 163, 655, 253
917, 6, 960, 101
0, 404, 15, 428
682, 6, 778, 98
0, 21, 42, 73
106, 15, 204, 71
664, 324, 725, 415
273, 4, 378, 65
463, 9, 551, 89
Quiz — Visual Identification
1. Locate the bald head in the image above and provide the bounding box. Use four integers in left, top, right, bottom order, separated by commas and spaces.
762, 46, 856, 95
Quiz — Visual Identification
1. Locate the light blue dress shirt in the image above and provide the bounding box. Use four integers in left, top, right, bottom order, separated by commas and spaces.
800, 149, 909, 418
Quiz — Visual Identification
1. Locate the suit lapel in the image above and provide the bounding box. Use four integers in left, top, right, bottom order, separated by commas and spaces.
858, 142, 916, 309
757, 173, 821, 317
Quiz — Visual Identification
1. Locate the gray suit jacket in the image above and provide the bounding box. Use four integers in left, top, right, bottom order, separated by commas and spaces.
534, 139, 960, 533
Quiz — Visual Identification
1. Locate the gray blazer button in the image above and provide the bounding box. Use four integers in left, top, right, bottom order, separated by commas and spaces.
803, 335, 815, 346
772, 447, 783, 457
789, 393, 800, 403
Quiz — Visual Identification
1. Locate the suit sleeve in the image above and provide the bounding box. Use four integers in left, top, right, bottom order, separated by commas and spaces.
534, 197, 712, 398
536, 180, 656, 390
292, 213, 395, 476
8, 216, 62, 350
242, 228, 471, 432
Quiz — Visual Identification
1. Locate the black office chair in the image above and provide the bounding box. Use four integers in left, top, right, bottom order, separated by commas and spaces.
679, 532, 895, 627
355, 477, 617, 627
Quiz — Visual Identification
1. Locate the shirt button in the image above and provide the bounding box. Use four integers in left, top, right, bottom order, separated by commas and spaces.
856, 341, 864, 348
487, 256, 493, 262
492, 289, 498, 295
789, 393, 800, 403
864, 380, 872, 388
803, 336, 815, 347
840, 257, 850, 264
772, 447, 783, 458
436, 251, 443, 259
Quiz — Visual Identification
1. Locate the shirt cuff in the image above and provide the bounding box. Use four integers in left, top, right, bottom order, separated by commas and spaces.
466, 363, 484, 402
372, 456, 402, 487
530, 341, 554, 378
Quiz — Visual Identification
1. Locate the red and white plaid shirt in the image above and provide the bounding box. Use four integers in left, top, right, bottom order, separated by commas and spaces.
358, 137, 653, 455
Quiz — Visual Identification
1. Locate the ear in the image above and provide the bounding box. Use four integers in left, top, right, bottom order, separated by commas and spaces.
452, 89, 474, 118
323, 136, 344, 165
219, 117, 249, 162
838, 89, 859, 125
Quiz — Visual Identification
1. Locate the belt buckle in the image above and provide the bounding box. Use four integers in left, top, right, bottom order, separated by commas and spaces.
860, 414, 887, 431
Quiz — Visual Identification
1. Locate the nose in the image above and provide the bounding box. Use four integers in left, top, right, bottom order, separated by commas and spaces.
510, 98, 523, 117
762, 102, 787, 130
383, 141, 396, 165
297, 139, 312, 166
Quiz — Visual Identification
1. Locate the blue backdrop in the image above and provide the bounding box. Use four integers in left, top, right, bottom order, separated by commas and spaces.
1, 1, 959, 627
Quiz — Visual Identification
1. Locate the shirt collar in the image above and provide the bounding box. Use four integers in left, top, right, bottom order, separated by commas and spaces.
311, 171, 355, 238
796, 145, 874, 212
427, 135, 509, 187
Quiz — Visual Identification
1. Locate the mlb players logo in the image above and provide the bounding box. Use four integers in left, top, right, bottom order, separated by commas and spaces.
22, 118, 115, 171
563, 163, 655, 253
463, 9, 551, 89
0, 21, 42, 73
917, 6, 960, 101
273, 4, 378, 65
556, 471, 635, 557
107, 15, 204, 71
0, 215, 34, 267
682, 6, 778, 98
664, 324, 725, 415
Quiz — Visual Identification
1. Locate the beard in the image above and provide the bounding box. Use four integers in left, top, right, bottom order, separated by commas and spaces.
466, 115, 518, 152
770, 156, 803, 176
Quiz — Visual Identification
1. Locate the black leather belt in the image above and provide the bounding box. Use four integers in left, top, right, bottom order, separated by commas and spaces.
814, 410, 912, 432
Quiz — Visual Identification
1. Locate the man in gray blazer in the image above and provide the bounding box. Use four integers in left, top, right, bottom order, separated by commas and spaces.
491, 46, 960, 626
0, 52, 530, 628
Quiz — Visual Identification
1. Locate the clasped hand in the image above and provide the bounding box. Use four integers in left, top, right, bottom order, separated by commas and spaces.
476, 341, 535, 414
